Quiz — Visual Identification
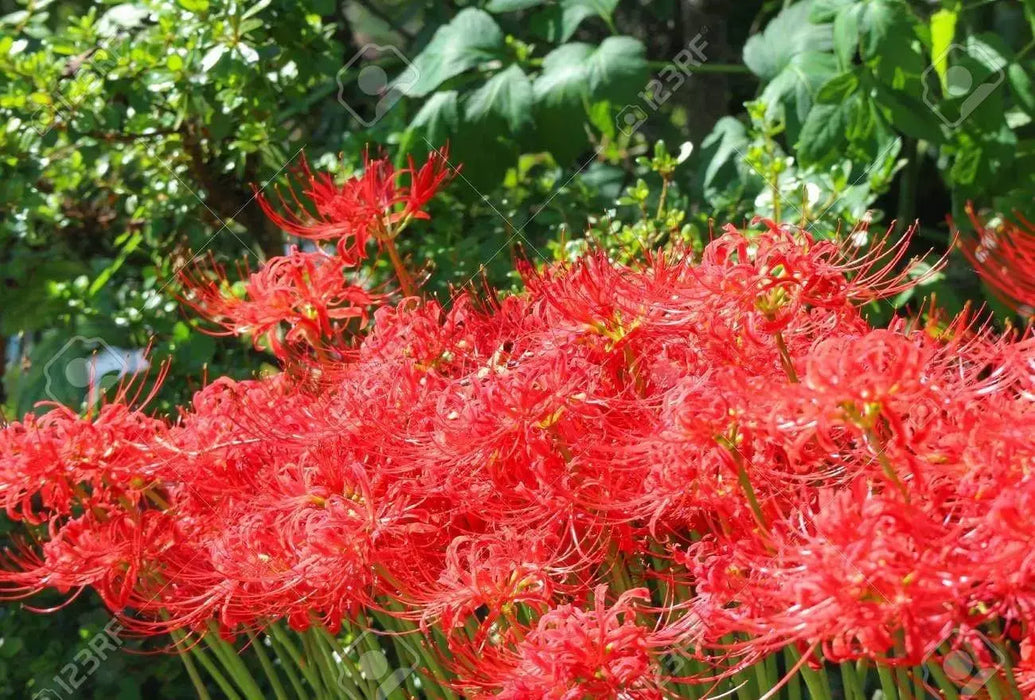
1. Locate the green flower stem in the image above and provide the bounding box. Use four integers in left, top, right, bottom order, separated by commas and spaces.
269, 622, 324, 697
923, 661, 960, 700
877, 664, 900, 700
301, 628, 343, 699
246, 631, 290, 700
187, 641, 243, 700
375, 609, 458, 700
311, 627, 371, 699
170, 629, 214, 700
204, 630, 266, 700
264, 627, 308, 700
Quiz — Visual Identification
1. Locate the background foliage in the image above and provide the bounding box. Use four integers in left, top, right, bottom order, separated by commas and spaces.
1, 0, 1033, 695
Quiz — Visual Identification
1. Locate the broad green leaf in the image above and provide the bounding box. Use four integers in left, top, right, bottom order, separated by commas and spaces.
930, 9, 957, 89
1008, 63, 1035, 115
485, 0, 545, 11
533, 37, 646, 108
402, 9, 505, 97
464, 64, 534, 132
743, 2, 832, 81
815, 70, 859, 104
533, 42, 595, 108
409, 90, 460, 146
698, 116, 750, 191
201, 44, 227, 71
797, 97, 855, 163
858, 0, 912, 60
99, 4, 151, 31
965, 34, 1011, 75
529, 0, 619, 42
760, 51, 839, 141
832, 5, 859, 69
873, 83, 944, 142
586, 99, 615, 141
531, 39, 643, 163
950, 139, 981, 185
810, 0, 853, 23
242, 0, 272, 19
585, 36, 647, 102
176, 0, 209, 12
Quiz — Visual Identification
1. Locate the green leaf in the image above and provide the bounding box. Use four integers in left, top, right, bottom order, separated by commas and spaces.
873, 82, 944, 143
1009, 63, 1035, 115
534, 42, 595, 108
832, 5, 860, 69
811, 0, 853, 23
485, 0, 545, 11
402, 8, 505, 97
797, 97, 856, 164
99, 4, 151, 31
242, 0, 272, 19
534, 37, 646, 108
586, 99, 615, 141
950, 140, 982, 185
858, 0, 912, 60
176, 0, 209, 12
759, 51, 839, 141
698, 116, 750, 192
529, 0, 619, 42
585, 36, 647, 102
408, 90, 460, 146
930, 9, 957, 89
966, 34, 1011, 75
201, 44, 227, 72
815, 70, 859, 104
464, 64, 534, 132
743, 2, 832, 81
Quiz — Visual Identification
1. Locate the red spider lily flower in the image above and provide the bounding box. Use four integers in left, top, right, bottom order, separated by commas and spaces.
8, 200, 1035, 699
179, 248, 379, 359
462, 586, 665, 700
960, 203, 1035, 315
257, 147, 454, 265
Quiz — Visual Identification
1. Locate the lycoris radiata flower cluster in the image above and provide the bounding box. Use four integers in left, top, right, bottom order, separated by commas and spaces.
3, 148, 1034, 699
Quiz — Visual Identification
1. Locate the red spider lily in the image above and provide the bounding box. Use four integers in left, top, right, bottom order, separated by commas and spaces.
459, 586, 666, 700
960, 203, 1035, 315
5, 171, 1035, 699
256, 147, 454, 266
179, 248, 379, 360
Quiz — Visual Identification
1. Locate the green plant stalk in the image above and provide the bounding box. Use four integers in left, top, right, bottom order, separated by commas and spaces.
876, 663, 900, 700
269, 622, 324, 697
786, 646, 832, 700
204, 630, 266, 700
924, 661, 961, 700
265, 628, 309, 700
840, 661, 864, 700
246, 631, 290, 700
170, 629, 214, 700
785, 648, 803, 700
753, 658, 773, 697
374, 610, 457, 700
312, 626, 372, 699
309, 630, 340, 699
185, 636, 243, 700
892, 638, 914, 700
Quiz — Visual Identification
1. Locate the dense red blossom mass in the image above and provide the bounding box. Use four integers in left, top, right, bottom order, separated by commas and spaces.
3, 152, 1035, 697
961, 204, 1035, 316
